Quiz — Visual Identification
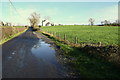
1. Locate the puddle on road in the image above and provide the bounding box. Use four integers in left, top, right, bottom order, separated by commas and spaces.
31, 39, 69, 77
31, 39, 59, 65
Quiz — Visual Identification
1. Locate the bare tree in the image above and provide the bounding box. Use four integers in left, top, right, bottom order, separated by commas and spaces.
28, 12, 40, 28
9, 23, 12, 26
110, 20, 120, 26
116, 19, 120, 26
0, 21, 4, 26
88, 18, 95, 25
101, 21, 104, 25
115, 20, 120, 25
5, 22, 9, 26
104, 20, 110, 26
44, 16, 51, 21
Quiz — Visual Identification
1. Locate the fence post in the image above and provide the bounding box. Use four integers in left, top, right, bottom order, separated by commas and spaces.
75, 36, 78, 44
54, 32, 56, 37
51, 32, 53, 35
58, 33, 60, 39
98, 42, 101, 47
64, 34, 66, 41
52, 32, 54, 36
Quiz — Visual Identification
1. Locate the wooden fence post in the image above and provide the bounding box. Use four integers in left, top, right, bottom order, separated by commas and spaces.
75, 36, 78, 44
98, 42, 101, 47
58, 33, 60, 39
54, 32, 56, 37
51, 32, 52, 35
64, 34, 66, 41
52, 32, 54, 36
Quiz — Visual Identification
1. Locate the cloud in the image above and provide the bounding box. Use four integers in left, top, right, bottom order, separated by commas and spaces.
11, 8, 38, 25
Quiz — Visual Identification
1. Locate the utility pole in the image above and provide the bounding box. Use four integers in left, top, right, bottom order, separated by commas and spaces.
9, 0, 12, 26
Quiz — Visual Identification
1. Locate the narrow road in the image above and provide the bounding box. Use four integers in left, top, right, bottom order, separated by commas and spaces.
2, 28, 68, 78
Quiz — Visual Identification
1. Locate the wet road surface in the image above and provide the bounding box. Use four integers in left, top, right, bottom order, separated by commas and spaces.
2, 28, 68, 78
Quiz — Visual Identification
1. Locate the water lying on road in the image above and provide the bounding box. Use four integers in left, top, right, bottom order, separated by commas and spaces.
31, 39, 67, 77
31, 39, 58, 65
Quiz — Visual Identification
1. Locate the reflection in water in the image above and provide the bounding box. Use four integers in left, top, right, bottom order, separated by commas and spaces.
31, 39, 56, 63
31, 39, 67, 77
17, 45, 26, 68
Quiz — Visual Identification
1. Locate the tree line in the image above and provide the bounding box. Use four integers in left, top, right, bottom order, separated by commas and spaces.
0, 12, 119, 27
88, 18, 120, 26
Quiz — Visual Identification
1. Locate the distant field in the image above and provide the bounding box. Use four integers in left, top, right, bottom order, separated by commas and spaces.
42, 25, 119, 45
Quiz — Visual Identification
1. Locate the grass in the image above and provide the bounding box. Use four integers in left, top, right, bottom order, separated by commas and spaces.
42, 25, 119, 45
41, 32, 120, 79
0, 26, 25, 28
0, 28, 27, 45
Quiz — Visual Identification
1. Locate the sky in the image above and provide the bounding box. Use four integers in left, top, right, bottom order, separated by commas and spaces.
0, 0, 119, 25
1, 0, 120, 2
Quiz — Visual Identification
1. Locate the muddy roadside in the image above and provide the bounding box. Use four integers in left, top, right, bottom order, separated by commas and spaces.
35, 31, 79, 78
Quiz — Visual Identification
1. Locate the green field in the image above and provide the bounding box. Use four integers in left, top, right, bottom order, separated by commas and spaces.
42, 25, 119, 45
41, 31, 120, 78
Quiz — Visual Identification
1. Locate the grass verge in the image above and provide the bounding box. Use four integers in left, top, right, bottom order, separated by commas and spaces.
0, 29, 27, 45
41, 31, 120, 79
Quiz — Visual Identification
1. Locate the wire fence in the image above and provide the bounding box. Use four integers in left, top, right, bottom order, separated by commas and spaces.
42, 30, 104, 47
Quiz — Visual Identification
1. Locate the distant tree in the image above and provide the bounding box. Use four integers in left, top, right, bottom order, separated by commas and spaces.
88, 18, 95, 25
5, 22, 9, 26
104, 20, 109, 25
51, 23, 54, 26
101, 21, 104, 25
39, 25, 41, 28
9, 23, 12, 26
115, 20, 120, 25
42, 20, 46, 26
116, 19, 120, 26
103, 20, 110, 26
46, 22, 50, 26
44, 16, 51, 21
45, 22, 50, 26
25, 25, 28, 28
28, 12, 40, 28
118, 19, 120, 24
110, 20, 120, 26
50, 22, 54, 26
58, 24, 62, 26
0, 21, 4, 26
